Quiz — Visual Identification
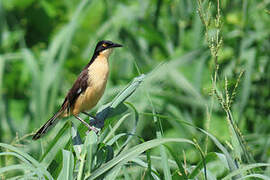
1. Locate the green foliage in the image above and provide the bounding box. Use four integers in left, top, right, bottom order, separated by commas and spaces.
1, 0, 270, 179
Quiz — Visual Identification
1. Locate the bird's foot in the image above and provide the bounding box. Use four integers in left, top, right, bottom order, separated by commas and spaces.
81, 112, 103, 132
74, 114, 99, 134
88, 125, 100, 134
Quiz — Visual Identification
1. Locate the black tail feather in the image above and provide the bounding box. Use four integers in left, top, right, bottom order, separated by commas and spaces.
32, 111, 62, 140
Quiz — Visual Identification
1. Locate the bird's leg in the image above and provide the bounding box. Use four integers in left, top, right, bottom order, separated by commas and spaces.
82, 111, 97, 120
73, 115, 99, 134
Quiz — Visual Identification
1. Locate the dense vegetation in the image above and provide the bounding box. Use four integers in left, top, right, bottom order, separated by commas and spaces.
0, 0, 270, 179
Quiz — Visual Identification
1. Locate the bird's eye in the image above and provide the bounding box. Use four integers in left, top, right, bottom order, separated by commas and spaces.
102, 43, 107, 47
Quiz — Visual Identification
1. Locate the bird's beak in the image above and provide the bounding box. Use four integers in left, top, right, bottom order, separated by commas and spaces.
110, 42, 123, 48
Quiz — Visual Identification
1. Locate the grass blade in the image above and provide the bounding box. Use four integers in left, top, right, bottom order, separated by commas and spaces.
0, 143, 53, 179
40, 121, 70, 168
131, 158, 160, 180
223, 163, 270, 180
103, 113, 131, 143
57, 150, 74, 180
86, 138, 194, 179
199, 129, 238, 173
238, 48, 255, 120
165, 146, 188, 179
0, 152, 32, 166
71, 123, 83, 159
148, 93, 172, 180
77, 131, 97, 180
188, 152, 218, 179
0, 164, 42, 178
238, 174, 270, 180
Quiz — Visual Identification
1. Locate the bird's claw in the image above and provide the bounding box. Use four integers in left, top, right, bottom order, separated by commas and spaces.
87, 125, 100, 134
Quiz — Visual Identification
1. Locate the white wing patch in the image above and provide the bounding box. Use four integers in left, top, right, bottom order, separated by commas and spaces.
77, 88, 82, 94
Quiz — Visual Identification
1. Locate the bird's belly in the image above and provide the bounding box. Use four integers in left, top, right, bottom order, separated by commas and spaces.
82, 82, 106, 110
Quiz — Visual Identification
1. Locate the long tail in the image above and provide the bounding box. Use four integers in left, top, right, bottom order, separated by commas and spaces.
32, 110, 63, 140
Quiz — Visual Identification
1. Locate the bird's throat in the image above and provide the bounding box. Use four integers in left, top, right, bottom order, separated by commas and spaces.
99, 48, 113, 59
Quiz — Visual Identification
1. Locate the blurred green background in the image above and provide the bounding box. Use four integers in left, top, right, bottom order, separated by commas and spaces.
0, 0, 270, 178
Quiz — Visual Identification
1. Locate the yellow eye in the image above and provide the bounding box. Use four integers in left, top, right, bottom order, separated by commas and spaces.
102, 43, 107, 47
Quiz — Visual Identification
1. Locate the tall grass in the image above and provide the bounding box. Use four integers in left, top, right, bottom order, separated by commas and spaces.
1, 0, 270, 179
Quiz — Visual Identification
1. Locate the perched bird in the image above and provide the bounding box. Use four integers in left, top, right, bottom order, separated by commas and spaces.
32, 40, 122, 140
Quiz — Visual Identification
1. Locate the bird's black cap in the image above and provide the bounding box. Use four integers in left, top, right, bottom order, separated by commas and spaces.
94, 40, 123, 53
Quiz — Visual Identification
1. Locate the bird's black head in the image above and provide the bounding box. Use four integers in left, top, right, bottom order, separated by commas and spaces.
94, 40, 123, 54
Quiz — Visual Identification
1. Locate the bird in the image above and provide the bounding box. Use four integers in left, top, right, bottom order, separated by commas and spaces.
32, 40, 123, 140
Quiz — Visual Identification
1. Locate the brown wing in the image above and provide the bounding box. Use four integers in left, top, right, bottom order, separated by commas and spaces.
33, 66, 90, 140
61, 68, 89, 111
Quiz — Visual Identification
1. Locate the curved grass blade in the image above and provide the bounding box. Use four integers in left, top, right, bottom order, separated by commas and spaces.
0, 152, 32, 166
0, 143, 53, 179
110, 74, 145, 108
86, 138, 195, 180
114, 102, 139, 155
238, 174, 270, 180
223, 163, 270, 180
199, 129, 238, 173
40, 121, 70, 168
188, 152, 219, 179
106, 133, 128, 146
0, 164, 43, 178
131, 158, 160, 180
103, 113, 131, 143
92, 74, 145, 127
7, 172, 37, 180
103, 162, 123, 180
138, 155, 177, 168
165, 145, 188, 179
147, 92, 172, 180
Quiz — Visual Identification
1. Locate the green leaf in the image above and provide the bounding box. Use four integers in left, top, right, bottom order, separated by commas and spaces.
106, 133, 129, 146
86, 138, 194, 180
95, 145, 114, 169
148, 93, 171, 180
0, 152, 33, 166
238, 48, 255, 119
131, 158, 160, 180
0, 143, 53, 179
71, 123, 83, 159
41, 121, 70, 168
168, 69, 204, 102
0, 164, 42, 178
188, 152, 219, 179
77, 131, 97, 180
85, 132, 98, 176
103, 163, 123, 180
223, 163, 270, 180
199, 129, 238, 173
165, 146, 188, 179
114, 102, 139, 155
7, 172, 38, 180
103, 113, 131, 143
238, 174, 270, 180
57, 150, 74, 180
